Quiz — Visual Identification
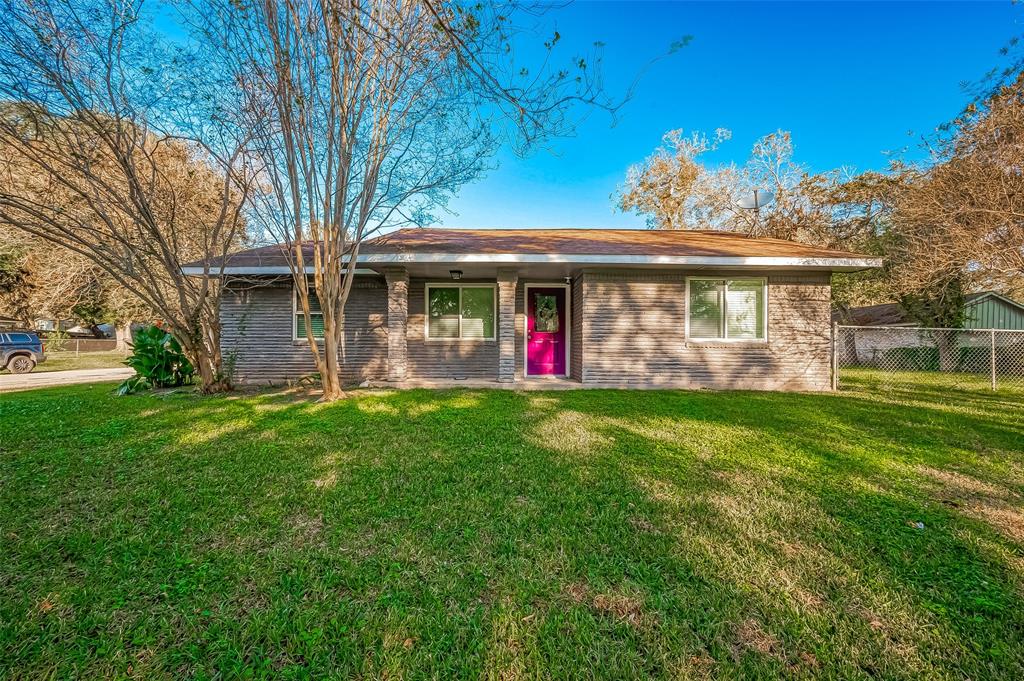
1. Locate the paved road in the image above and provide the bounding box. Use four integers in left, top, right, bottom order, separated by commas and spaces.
0, 367, 133, 392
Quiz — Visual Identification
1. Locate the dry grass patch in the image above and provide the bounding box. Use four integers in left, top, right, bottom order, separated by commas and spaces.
918, 465, 1024, 543
563, 582, 650, 627
734, 618, 782, 659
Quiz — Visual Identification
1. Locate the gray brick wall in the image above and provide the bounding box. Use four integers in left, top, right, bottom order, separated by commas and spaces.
220, 269, 833, 391
220, 277, 388, 385
406, 278, 498, 380
384, 269, 409, 381
576, 270, 831, 391
497, 270, 517, 382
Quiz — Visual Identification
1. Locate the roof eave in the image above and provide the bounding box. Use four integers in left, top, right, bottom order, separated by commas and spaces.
181, 253, 881, 276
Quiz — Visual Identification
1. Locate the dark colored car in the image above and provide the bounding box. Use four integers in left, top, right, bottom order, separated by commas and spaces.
1, 331, 46, 374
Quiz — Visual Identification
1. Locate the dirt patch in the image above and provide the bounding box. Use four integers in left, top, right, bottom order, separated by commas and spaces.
563, 582, 648, 627
565, 582, 590, 604
855, 606, 887, 632
592, 592, 646, 625
797, 651, 820, 670
735, 618, 782, 659
792, 587, 824, 611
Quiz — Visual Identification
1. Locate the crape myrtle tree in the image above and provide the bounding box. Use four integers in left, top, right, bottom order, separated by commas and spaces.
0, 0, 255, 392
190, 0, 632, 401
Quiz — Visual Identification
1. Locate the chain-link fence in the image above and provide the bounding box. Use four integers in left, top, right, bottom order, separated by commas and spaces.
834, 325, 1024, 391
43, 337, 123, 357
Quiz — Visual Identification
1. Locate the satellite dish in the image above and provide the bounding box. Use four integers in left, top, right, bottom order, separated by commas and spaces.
736, 189, 775, 210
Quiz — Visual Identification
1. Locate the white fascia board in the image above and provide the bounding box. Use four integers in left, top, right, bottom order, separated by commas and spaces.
182, 253, 882, 275
358, 253, 883, 269
180, 266, 378, 275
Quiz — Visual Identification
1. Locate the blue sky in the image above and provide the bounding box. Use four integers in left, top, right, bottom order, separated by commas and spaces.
440, 1, 1022, 230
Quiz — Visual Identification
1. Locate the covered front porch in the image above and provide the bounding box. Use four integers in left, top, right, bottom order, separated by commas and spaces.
377, 263, 578, 385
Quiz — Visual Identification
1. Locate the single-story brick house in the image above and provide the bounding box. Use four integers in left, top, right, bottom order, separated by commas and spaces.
183, 228, 880, 391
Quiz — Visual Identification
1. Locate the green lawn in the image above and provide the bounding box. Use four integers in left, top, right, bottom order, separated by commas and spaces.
1, 373, 1022, 679
29, 350, 128, 373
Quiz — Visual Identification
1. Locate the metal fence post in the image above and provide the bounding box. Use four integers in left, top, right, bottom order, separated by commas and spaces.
831, 321, 839, 391
990, 328, 997, 391
75, 338, 80, 358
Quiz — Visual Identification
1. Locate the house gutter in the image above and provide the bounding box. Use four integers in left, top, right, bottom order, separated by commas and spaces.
181, 253, 883, 276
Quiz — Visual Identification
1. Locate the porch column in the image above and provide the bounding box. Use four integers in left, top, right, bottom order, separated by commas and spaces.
384, 267, 409, 382
497, 269, 518, 382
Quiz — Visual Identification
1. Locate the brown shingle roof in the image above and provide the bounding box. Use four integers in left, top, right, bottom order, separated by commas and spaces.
834, 302, 911, 326
363, 228, 871, 258
184, 228, 878, 271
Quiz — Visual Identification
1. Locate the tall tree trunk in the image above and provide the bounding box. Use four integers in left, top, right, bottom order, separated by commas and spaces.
174, 321, 231, 394
319, 321, 344, 401
843, 328, 859, 365
193, 351, 231, 393
936, 331, 959, 373
115, 322, 132, 352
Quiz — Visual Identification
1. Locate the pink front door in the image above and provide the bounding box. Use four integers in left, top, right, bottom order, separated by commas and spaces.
526, 287, 567, 376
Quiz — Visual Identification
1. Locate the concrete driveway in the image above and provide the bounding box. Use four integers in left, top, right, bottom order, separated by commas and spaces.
0, 367, 133, 392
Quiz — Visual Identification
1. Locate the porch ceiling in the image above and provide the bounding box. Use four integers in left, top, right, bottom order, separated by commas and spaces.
370, 262, 580, 280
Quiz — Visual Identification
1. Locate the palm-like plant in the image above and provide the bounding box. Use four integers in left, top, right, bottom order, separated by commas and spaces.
118, 326, 195, 394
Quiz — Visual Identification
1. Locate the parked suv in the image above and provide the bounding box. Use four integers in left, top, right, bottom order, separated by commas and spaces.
1, 331, 46, 374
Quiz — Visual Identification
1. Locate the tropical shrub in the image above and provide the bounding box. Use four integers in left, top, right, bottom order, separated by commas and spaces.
117, 325, 194, 395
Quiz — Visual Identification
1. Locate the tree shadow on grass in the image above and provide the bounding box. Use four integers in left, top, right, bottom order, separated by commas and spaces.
2, 382, 1023, 678
526, 386, 1024, 678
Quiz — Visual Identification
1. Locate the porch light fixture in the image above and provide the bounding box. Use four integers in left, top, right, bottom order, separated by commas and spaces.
449, 270, 463, 280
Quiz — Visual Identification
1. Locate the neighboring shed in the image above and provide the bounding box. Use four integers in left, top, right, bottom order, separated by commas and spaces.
962, 292, 1024, 330
837, 291, 1024, 330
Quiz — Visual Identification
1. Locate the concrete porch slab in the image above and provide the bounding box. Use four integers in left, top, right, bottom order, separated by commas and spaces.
366, 376, 584, 391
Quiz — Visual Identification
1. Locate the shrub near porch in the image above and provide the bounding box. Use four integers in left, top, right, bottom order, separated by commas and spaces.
1, 374, 1022, 678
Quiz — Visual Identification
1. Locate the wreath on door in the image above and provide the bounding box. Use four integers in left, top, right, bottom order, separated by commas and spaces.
535, 294, 559, 332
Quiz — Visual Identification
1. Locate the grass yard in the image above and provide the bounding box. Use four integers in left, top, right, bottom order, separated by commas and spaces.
29, 350, 128, 373
1, 373, 1023, 678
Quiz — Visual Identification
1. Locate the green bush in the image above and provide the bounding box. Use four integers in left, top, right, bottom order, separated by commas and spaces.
882, 344, 1024, 373
117, 326, 194, 395
45, 328, 70, 353
884, 347, 940, 371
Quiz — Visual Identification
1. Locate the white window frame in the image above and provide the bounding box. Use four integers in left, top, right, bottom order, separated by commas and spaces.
424, 283, 497, 342
292, 286, 325, 342
684, 276, 769, 342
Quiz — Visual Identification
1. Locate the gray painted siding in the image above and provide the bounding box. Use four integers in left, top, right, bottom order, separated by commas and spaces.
577, 270, 832, 391
220, 278, 387, 384
406, 278, 498, 380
